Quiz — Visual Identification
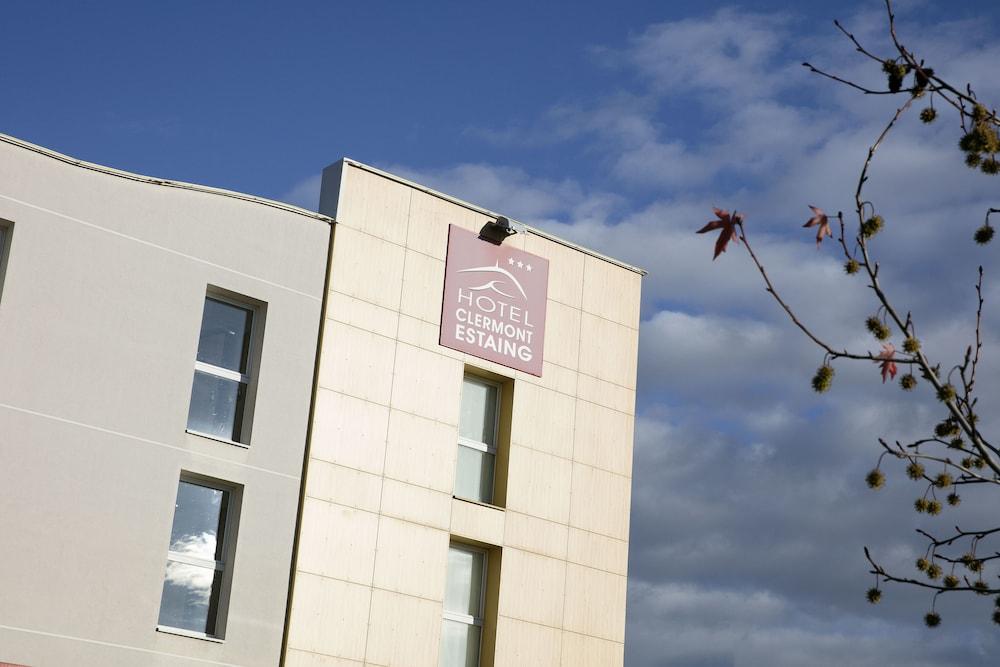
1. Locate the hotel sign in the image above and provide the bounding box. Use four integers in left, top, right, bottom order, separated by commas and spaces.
440, 225, 549, 376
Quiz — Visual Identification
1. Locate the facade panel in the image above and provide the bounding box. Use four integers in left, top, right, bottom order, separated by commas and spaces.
286, 161, 642, 667
0, 134, 329, 667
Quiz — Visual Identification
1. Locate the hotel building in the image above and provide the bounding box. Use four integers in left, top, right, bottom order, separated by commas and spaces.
0, 132, 642, 667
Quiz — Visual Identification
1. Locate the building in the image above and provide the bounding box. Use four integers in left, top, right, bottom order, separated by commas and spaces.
0, 132, 643, 667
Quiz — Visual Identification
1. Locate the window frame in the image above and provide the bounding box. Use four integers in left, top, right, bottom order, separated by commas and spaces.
441, 543, 489, 667
455, 374, 502, 504
185, 288, 265, 447
156, 473, 241, 641
0, 220, 12, 303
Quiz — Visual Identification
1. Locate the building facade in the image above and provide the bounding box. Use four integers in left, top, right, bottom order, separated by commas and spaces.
0, 134, 642, 667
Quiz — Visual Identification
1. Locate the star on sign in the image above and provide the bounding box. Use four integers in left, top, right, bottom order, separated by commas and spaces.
517, 261, 524, 268
526, 264, 532, 272
507, 257, 515, 266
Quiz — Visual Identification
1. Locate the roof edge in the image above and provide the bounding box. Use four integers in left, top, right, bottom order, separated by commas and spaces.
0, 132, 334, 225
340, 158, 647, 276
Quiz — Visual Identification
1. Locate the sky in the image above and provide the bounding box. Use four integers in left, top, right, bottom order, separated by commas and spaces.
5, 1, 1000, 664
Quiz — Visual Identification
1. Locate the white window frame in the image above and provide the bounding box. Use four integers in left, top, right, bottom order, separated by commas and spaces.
157, 474, 239, 641
456, 374, 501, 504
186, 290, 262, 447
442, 543, 488, 667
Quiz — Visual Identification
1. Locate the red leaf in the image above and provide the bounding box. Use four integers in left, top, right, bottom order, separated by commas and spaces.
697, 207, 742, 259
876, 343, 897, 383
803, 205, 832, 247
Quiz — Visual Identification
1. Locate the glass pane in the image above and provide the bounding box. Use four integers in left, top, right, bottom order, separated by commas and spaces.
169, 481, 229, 561
439, 618, 481, 667
454, 446, 494, 504
459, 378, 498, 446
187, 371, 246, 441
444, 546, 485, 616
197, 297, 253, 373
158, 561, 223, 635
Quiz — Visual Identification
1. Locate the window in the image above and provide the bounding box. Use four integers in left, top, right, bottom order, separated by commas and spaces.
455, 375, 500, 504
440, 545, 487, 667
158, 477, 239, 638
187, 293, 261, 444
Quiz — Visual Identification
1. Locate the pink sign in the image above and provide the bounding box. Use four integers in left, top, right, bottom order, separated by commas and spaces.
440, 225, 549, 376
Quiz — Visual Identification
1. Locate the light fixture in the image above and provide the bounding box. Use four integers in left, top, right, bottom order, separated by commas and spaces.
479, 216, 517, 245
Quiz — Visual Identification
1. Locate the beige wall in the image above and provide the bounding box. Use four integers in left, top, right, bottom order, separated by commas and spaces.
0, 136, 330, 667
285, 161, 641, 667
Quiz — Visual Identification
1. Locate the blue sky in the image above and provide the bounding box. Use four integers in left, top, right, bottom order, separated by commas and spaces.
6, 1, 1000, 665
3, 0, 974, 198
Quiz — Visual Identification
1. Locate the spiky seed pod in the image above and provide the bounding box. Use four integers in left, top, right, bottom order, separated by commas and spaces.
866, 587, 882, 604
961, 554, 983, 572
866, 469, 886, 489
987, 130, 1000, 154
844, 259, 860, 275
912, 67, 934, 96
882, 60, 907, 93
927, 563, 943, 579
964, 125, 1000, 152
948, 438, 963, 449
900, 374, 917, 391
861, 215, 884, 238
961, 457, 974, 468
916, 557, 930, 572
944, 575, 960, 588
919, 107, 937, 123
934, 420, 960, 438
812, 365, 834, 393
972, 457, 986, 470
865, 316, 891, 341
925, 612, 941, 628
937, 384, 957, 403
966, 152, 983, 169
914, 498, 929, 513
974, 580, 990, 594
972, 104, 990, 123
982, 158, 1000, 175
986, 132, 1000, 154
906, 462, 926, 480
902, 337, 921, 353
947, 492, 961, 506
960, 132, 982, 152
972, 225, 996, 245
927, 500, 943, 515
935, 473, 953, 488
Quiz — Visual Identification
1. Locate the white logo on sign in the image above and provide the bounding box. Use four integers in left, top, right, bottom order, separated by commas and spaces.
457, 261, 528, 300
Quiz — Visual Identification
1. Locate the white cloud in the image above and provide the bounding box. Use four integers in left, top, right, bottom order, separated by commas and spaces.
612, 8, 801, 100
278, 173, 321, 211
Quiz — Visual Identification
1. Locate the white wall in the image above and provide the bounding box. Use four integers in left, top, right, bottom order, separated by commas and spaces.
0, 136, 330, 667
285, 161, 641, 667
